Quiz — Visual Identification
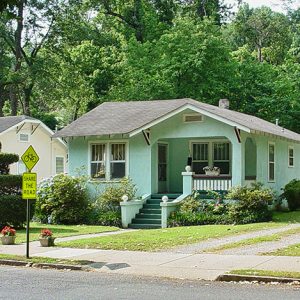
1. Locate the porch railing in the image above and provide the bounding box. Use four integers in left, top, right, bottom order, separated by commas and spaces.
193, 175, 232, 191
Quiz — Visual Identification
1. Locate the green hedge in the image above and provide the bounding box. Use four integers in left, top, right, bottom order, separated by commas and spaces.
0, 175, 22, 195
0, 195, 35, 228
0, 153, 19, 174
282, 179, 300, 211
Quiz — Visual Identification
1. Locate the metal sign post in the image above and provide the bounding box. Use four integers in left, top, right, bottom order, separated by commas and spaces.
21, 145, 39, 259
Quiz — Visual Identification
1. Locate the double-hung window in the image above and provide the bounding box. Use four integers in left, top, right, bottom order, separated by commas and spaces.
192, 143, 209, 174
213, 143, 230, 175
110, 143, 126, 179
288, 146, 294, 167
90, 142, 127, 180
91, 144, 106, 179
55, 157, 65, 174
268, 143, 275, 182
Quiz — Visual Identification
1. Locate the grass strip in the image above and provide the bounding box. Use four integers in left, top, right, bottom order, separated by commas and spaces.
204, 227, 300, 253
229, 269, 300, 279
57, 222, 285, 252
264, 243, 300, 256
0, 254, 92, 265
15, 223, 119, 243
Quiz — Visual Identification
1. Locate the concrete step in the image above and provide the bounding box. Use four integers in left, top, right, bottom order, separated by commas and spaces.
128, 223, 161, 229
140, 208, 161, 214
132, 218, 161, 225
151, 193, 181, 199
144, 204, 161, 209
136, 214, 161, 219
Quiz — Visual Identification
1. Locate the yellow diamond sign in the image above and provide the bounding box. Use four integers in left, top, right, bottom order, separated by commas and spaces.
21, 145, 39, 172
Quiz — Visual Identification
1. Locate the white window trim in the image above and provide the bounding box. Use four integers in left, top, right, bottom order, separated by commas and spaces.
183, 113, 204, 123
19, 132, 30, 143
88, 140, 129, 181
288, 146, 294, 168
268, 142, 275, 182
189, 139, 231, 175
55, 156, 65, 174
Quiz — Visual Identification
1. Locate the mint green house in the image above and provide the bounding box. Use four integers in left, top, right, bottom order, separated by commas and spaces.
55, 99, 300, 228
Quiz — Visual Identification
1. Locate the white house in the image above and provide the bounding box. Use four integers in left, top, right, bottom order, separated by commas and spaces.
0, 115, 67, 181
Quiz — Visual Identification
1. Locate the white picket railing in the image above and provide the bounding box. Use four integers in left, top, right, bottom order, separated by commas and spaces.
193, 176, 232, 191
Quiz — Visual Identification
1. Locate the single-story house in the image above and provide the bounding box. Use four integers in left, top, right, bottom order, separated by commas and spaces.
0, 115, 67, 181
54, 98, 300, 228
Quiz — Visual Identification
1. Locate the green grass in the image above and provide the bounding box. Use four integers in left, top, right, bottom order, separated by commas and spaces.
265, 243, 300, 256
229, 269, 300, 279
205, 227, 300, 253
272, 210, 300, 223
14, 223, 119, 243
58, 222, 285, 252
0, 254, 92, 265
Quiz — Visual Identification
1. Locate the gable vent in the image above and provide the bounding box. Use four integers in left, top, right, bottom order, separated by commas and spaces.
183, 114, 203, 123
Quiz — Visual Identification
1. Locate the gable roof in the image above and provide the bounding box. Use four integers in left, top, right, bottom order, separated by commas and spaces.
0, 115, 36, 133
53, 98, 300, 142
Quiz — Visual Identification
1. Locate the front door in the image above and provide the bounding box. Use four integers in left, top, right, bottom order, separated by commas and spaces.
158, 143, 168, 193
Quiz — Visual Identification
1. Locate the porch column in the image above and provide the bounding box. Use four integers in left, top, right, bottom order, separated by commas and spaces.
231, 139, 245, 187
182, 167, 194, 195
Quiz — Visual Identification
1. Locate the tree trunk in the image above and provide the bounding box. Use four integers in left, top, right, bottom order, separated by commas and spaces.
23, 82, 34, 116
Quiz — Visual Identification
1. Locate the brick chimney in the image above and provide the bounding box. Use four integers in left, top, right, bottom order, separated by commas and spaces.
219, 99, 230, 109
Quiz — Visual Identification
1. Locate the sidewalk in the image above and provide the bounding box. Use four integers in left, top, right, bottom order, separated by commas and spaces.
1, 241, 300, 281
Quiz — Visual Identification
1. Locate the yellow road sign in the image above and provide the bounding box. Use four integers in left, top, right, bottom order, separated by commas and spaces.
21, 145, 39, 171
22, 173, 37, 199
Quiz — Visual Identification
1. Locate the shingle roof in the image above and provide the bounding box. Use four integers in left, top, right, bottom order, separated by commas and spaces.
0, 115, 36, 133
54, 98, 300, 142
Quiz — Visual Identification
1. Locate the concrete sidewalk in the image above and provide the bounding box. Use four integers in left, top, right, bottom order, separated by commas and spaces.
1, 242, 300, 281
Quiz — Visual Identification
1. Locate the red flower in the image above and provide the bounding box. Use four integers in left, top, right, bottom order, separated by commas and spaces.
40, 229, 53, 237
1, 226, 16, 236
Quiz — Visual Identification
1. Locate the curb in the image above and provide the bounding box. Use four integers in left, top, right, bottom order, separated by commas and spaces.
0, 259, 88, 271
216, 274, 300, 284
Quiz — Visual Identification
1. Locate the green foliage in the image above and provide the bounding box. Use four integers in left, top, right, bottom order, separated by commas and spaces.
179, 196, 201, 213
281, 179, 300, 211
0, 195, 34, 228
35, 174, 89, 225
226, 184, 274, 224
0, 175, 22, 194
87, 177, 137, 227
0, 153, 19, 174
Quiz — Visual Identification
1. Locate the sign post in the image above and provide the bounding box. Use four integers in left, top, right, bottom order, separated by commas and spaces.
21, 146, 39, 258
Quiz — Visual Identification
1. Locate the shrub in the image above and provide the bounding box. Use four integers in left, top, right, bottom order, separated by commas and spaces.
180, 196, 201, 213
88, 177, 137, 227
35, 174, 89, 224
226, 184, 273, 224
281, 179, 300, 211
0, 195, 35, 228
0, 175, 22, 194
0, 153, 19, 174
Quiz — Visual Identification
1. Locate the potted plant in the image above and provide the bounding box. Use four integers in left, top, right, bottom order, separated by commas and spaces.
1, 226, 16, 245
39, 229, 55, 247
203, 166, 220, 176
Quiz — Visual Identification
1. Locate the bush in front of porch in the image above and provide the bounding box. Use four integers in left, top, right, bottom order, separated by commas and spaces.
168, 184, 274, 227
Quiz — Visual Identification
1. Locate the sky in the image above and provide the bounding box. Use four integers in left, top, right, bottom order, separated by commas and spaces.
225, 0, 300, 13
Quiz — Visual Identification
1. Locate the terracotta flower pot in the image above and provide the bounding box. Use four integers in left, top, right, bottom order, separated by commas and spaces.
39, 237, 55, 247
1, 235, 16, 245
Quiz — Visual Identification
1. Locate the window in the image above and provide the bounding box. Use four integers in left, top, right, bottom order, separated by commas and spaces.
55, 157, 64, 174
110, 143, 126, 179
192, 143, 208, 174
213, 142, 230, 174
288, 146, 294, 167
91, 144, 106, 179
90, 142, 127, 180
191, 141, 230, 175
19, 133, 29, 142
268, 143, 275, 182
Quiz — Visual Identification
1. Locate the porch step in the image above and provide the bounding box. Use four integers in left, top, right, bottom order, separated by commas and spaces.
132, 218, 161, 225
140, 208, 161, 214
143, 204, 161, 209
128, 224, 161, 229
151, 193, 180, 200
136, 214, 161, 219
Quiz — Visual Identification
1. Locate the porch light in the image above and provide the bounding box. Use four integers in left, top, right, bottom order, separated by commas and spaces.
162, 195, 168, 203
121, 195, 129, 202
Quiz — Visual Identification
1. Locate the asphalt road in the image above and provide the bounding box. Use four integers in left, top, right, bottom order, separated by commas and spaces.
0, 266, 299, 300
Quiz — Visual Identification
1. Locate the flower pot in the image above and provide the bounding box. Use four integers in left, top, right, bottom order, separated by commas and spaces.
205, 170, 220, 176
39, 237, 55, 247
1, 236, 16, 245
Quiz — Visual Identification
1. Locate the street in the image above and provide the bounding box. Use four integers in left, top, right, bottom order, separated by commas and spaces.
0, 266, 299, 300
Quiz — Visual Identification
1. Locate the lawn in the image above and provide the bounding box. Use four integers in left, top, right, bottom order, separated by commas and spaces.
14, 223, 119, 243
272, 210, 300, 223
229, 269, 300, 279
58, 222, 285, 252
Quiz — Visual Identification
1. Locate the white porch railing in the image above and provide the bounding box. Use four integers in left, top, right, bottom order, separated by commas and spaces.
193, 175, 232, 191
